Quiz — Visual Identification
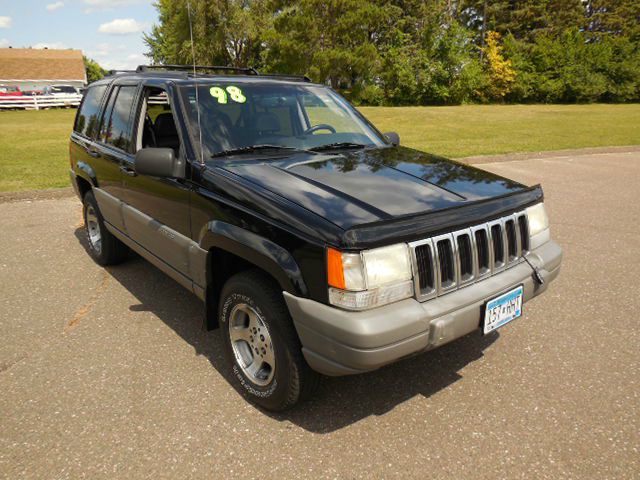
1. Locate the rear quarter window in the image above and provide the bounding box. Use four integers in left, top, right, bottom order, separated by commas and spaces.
74, 85, 107, 138
99, 85, 137, 152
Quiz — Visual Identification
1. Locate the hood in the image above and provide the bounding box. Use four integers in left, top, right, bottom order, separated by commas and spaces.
213, 146, 529, 232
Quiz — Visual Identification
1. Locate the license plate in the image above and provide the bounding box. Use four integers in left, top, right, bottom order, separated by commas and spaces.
483, 285, 523, 334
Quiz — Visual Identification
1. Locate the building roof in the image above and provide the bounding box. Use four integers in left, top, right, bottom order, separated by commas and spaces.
0, 48, 86, 82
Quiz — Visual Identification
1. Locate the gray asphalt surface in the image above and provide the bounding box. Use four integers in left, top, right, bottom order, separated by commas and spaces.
1, 151, 639, 479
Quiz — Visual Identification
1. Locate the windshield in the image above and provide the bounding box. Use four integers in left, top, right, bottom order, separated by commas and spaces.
178, 82, 386, 157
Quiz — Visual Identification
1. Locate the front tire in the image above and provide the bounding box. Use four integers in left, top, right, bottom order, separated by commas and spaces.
219, 270, 320, 411
82, 190, 128, 266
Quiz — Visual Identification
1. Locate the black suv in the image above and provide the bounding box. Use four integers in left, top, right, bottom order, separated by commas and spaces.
70, 65, 562, 410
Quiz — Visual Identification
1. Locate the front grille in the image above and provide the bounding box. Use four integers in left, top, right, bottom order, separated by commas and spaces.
409, 211, 529, 301
414, 243, 435, 294
490, 223, 505, 268
474, 228, 491, 276
505, 218, 518, 261
518, 215, 530, 253
457, 233, 473, 281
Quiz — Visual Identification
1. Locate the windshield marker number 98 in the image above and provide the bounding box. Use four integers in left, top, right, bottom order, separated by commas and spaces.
210, 86, 247, 104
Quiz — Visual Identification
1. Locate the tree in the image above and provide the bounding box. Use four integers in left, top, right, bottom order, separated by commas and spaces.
482, 31, 515, 100
263, 0, 402, 93
584, 0, 640, 42
83, 56, 107, 83
143, 0, 640, 105
144, 0, 272, 68
461, 0, 585, 44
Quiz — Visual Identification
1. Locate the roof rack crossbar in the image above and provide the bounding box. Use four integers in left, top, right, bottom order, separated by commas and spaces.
106, 69, 138, 76
136, 64, 260, 75
258, 73, 312, 83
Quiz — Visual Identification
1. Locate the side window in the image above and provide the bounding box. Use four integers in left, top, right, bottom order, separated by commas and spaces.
74, 85, 107, 138
137, 87, 181, 155
99, 86, 118, 143
100, 85, 137, 152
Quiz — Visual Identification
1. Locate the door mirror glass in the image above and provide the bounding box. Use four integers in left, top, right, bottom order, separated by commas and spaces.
134, 148, 180, 178
384, 132, 400, 146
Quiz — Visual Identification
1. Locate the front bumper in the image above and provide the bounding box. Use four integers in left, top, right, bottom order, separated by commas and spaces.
284, 239, 562, 376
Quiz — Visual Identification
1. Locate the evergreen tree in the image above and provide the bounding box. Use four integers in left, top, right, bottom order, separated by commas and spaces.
142, 0, 640, 105
584, 0, 640, 42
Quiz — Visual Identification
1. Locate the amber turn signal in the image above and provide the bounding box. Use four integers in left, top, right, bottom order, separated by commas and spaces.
326, 247, 346, 290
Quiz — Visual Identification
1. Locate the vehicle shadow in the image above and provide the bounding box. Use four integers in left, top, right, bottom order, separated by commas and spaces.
75, 228, 498, 434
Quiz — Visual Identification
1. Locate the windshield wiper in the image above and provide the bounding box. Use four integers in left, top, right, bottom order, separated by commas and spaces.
309, 142, 368, 152
210, 144, 300, 158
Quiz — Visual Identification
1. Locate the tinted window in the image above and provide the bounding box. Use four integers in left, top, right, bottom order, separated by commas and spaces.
179, 83, 385, 157
100, 86, 137, 152
74, 85, 107, 138
52, 86, 77, 93
99, 88, 117, 143
140, 88, 181, 154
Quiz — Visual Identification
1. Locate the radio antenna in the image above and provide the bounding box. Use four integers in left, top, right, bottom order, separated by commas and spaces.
187, 0, 205, 164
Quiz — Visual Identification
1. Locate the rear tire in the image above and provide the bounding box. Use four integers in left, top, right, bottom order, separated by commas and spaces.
219, 270, 320, 411
82, 190, 128, 266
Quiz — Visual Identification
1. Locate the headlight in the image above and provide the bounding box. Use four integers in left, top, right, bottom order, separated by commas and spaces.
327, 244, 414, 310
526, 202, 549, 237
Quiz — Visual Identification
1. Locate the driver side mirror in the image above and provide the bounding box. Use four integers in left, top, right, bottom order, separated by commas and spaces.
384, 132, 400, 146
134, 148, 184, 179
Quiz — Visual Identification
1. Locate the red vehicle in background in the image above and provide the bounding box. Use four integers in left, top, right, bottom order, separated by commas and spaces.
0, 85, 23, 96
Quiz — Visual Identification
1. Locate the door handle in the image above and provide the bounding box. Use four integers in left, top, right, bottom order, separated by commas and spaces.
119, 165, 137, 177
87, 148, 100, 158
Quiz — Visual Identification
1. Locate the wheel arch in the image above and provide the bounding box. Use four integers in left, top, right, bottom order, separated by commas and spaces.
76, 161, 98, 187
75, 175, 93, 199
201, 221, 308, 330
74, 161, 98, 200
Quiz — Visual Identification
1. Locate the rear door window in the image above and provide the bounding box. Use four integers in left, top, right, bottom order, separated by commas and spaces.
99, 85, 138, 152
74, 85, 107, 138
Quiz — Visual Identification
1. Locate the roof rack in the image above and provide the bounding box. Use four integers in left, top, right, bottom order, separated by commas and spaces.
136, 64, 259, 75
259, 73, 312, 83
106, 69, 137, 76
134, 65, 312, 82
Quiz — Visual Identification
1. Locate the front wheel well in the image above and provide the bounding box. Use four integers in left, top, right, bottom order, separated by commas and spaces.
76, 175, 92, 199
204, 248, 285, 330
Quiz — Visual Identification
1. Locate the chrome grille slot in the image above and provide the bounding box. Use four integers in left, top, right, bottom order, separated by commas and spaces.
434, 234, 457, 294
454, 229, 475, 286
505, 217, 518, 262
410, 210, 530, 302
472, 225, 492, 278
414, 241, 436, 297
488, 219, 507, 273
518, 214, 530, 253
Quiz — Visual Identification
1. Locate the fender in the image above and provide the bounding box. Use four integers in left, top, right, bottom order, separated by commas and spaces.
200, 220, 308, 298
75, 161, 98, 187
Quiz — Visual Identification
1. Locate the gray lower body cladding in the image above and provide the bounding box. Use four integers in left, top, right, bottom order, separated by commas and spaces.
284, 239, 562, 376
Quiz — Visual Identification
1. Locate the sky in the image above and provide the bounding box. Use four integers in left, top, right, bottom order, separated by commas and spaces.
0, 0, 159, 70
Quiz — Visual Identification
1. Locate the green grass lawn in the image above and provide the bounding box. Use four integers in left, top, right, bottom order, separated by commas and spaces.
0, 109, 75, 191
1, 104, 639, 192
361, 104, 640, 158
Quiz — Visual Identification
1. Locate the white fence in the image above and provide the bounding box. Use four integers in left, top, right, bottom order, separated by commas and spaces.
0, 94, 83, 110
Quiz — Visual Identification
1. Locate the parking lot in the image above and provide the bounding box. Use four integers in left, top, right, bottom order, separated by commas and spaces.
1, 150, 638, 479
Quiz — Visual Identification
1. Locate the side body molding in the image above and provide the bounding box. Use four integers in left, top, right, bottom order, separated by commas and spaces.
200, 221, 308, 298
93, 187, 126, 232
